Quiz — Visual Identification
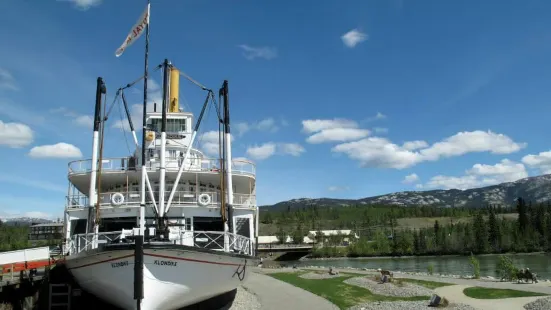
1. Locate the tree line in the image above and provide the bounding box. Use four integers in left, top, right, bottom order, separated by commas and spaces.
312, 197, 551, 257
260, 203, 516, 232
0, 222, 53, 252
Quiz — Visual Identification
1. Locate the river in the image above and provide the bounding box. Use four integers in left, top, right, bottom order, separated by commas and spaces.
288, 253, 551, 279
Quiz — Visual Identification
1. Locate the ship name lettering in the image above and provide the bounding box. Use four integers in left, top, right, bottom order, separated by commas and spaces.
154, 260, 177, 267
111, 261, 129, 268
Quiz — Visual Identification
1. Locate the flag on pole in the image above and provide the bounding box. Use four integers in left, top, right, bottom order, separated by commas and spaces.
115, 3, 150, 57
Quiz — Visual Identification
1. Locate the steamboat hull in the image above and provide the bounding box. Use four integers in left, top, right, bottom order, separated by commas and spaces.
65, 245, 254, 310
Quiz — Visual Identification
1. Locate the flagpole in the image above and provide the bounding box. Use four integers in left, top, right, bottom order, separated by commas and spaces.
135, 1, 150, 309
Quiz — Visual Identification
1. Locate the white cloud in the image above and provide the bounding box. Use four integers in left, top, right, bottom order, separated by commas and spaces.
28, 143, 83, 159
426, 159, 528, 190
402, 173, 420, 184
328, 186, 350, 192
0, 120, 33, 148
245, 142, 305, 160
306, 127, 370, 144
341, 29, 368, 48
246, 143, 277, 160
73, 115, 93, 128
332, 130, 526, 169
238, 45, 278, 60
279, 143, 305, 156
363, 112, 387, 123
235, 118, 280, 136
302, 118, 371, 143
302, 118, 358, 134
522, 151, 551, 174
373, 127, 388, 134
332, 137, 421, 169
59, 0, 102, 10
420, 130, 526, 160
0, 68, 17, 91
197, 130, 235, 157
402, 140, 429, 151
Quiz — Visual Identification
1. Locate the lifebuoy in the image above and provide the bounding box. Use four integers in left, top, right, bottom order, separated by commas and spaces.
111, 192, 125, 206
198, 193, 211, 206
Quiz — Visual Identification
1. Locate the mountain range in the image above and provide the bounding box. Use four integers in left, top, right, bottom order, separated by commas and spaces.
261, 174, 551, 211
0, 217, 53, 226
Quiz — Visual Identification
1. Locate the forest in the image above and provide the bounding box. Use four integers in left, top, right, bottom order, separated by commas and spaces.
260, 198, 551, 257
0, 222, 52, 252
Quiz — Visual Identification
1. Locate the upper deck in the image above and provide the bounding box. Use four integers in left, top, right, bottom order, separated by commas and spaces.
68, 156, 255, 177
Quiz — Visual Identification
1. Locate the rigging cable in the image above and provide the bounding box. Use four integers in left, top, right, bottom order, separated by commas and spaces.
116, 92, 132, 156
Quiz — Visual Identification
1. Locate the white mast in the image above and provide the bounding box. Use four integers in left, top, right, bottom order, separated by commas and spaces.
221, 80, 234, 254
158, 59, 170, 222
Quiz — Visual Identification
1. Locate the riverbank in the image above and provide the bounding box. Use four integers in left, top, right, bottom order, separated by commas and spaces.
302, 251, 549, 261
251, 266, 551, 310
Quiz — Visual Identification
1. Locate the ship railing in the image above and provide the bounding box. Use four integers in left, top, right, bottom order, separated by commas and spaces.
180, 231, 254, 256
68, 157, 256, 176
67, 230, 254, 256
66, 191, 256, 209
68, 231, 130, 255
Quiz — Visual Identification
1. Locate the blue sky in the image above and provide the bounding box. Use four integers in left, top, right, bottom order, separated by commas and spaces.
2, 0, 551, 219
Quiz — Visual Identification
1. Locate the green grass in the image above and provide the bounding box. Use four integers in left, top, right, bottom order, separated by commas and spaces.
397, 278, 455, 289
463, 287, 548, 299
267, 272, 430, 309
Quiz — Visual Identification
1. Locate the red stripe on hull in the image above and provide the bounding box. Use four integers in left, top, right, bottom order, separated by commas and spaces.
68, 251, 251, 270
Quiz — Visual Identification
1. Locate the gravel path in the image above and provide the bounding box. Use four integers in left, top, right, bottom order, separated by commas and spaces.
348, 300, 478, 310
523, 297, 551, 310
226, 287, 261, 310
344, 276, 434, 297
299, 271, 344, 279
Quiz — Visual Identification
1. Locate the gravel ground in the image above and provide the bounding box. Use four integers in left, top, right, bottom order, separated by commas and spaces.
344, 276, 435, 297
299, 271, 344, 279
347, 300, 478, 310
523, 296, 551, 310
222, 287, 261, 310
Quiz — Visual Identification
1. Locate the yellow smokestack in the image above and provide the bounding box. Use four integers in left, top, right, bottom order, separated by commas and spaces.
169, 67, 180, 113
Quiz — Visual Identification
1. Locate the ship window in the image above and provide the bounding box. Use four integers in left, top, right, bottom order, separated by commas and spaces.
168, 150, 177, 158
167, 119, 186, 132
149, 119, 161, 132
185, 218, 192, 231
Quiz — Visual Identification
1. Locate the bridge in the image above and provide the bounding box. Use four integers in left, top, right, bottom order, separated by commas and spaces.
257, 243, 314, 252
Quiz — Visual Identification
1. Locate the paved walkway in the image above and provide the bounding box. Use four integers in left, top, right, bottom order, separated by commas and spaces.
243, 272, 339, 310
435, 284, 546, 310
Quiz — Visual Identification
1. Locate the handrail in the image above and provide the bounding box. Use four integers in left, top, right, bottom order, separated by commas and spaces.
67, 157, 256, 176
66, 191, 256, 208
68, 230, 254, 256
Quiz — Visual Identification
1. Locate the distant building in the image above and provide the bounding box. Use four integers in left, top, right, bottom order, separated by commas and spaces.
28, 222, 64, 241
258, 229, 359, 246
307, 230, 359, 245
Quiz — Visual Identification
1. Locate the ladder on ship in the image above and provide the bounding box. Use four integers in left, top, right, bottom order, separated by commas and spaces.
49, 283, 71, 310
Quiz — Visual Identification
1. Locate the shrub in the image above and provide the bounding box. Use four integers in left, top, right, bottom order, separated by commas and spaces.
469, 252, 480, 279
427, 264, 434, 275
495, 255, 518, 281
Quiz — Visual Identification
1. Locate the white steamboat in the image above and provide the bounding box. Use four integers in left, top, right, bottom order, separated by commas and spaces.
62, 59, 258, 310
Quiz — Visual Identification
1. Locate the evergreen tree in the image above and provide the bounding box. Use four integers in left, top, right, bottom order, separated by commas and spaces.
473, 212, 488, 253
488, 206, 500, 251
419, 229, 427, 253
413, 229, 420, 253
517, 197, 529, 232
